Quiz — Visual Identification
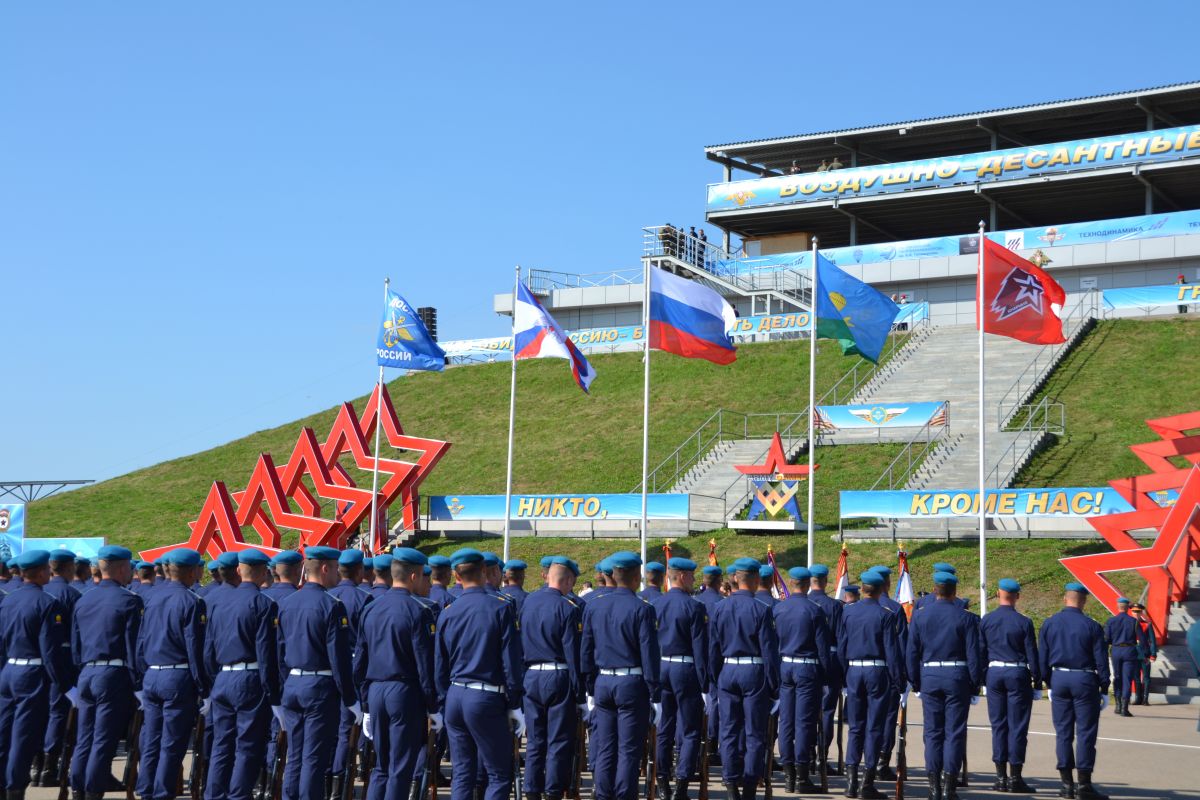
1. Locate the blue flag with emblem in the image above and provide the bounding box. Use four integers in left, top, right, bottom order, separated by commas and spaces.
376, 288, 446, 371
813, 252, 899, 363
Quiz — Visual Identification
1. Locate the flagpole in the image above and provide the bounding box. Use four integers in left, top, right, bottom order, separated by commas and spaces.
806, 236, 819, 567
640, 258, 652, 576
503, 266, 520, 563
977, 221, 988, 616
368, 277, 389, 554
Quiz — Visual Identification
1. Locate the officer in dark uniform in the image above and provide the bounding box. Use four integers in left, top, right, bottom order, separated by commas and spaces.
0, 549, 72, 800
276, 546, 358, 800
518, 556, 583, 800
203, 549, 280, 800
869, 565, 906, 782
261, 550, 303, 791
501, 560, 530, 613
370, 555, 392, 599
68, 545, 142, 800
806, 564, 843, 776
709, 557, 778, 800
135, 547, 209, 800
651, 557, 708, 800
640, 562, 665, 602
979, 578, 1040, 793
837, 570, 903, 800
773, 566, 830, 794
328, 550, 374, 798
580, 551, 660, 800
434, 549, 525, 800
354, 548, 437, 800
1103, 597, 1145, 717
428, 556, 455, 609
754, 566, 777, 608
1040, 582, 1111, 800
39, 549, 82, 787
906, 571, 982, 800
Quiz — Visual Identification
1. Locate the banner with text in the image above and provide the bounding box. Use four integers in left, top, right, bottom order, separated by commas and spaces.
0, 504, 24, 560
429, 493, 690, 521
1104, 282, 1200, 310
840, 488, 1139, 518
708, 125, 1200, 210
816, 401, 947, 431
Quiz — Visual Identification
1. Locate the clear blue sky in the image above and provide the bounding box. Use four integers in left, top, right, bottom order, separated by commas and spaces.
3, 0, 1198, 484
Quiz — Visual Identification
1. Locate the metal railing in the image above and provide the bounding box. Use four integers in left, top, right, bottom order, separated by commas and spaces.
527, 268, 642, 293
868, 410, 953, 492
987, 396, 1066, 488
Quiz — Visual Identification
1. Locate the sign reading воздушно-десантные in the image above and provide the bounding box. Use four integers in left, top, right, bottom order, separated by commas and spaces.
428, 494, 690, 521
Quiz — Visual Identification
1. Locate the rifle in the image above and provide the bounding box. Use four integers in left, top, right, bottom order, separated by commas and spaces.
361, 740, 375, 798
57, 707, 78, 800
698, 711, 709, 800
569, 718, 584, 800
763, 714, 775, 800
189, 713, 206, 800
270, 729, 287, 800
426, 724, 438, 800
125, 708, 144, 800
815, 707, 828, 794
512, 733, 523, 800
341, 723, 360, 800
958, 750, 968, 788
646, 724, 657, 800
835, 692, 845, 776
895, 701, 907, 800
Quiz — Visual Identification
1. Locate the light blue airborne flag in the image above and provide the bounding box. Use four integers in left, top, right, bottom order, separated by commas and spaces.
376, 289, 446, 371
813, 253, 899, 363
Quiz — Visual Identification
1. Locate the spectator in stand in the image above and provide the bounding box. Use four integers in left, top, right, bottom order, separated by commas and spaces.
698, 228, 709, 270
789, 160, 802, 174
829, 156, 844, 170
688, 226, 699, 265
816, 160, 829, 173
1178, 274, 1189, 314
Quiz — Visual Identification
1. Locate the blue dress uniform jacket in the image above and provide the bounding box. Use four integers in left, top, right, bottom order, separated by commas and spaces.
837, 598, 904, 769
772, 594, 830, 770
68, 579, 143, 795
203, 583, 281, 800
435, 586, 524, 800
500, 585, 529, 614
353, 588, 437, 800
276, 583, 356, 800
913, 594, 967, 613
42, 577, 82, 759
0, 583, 72, 791
1104, 611, 1146, 703
651, 588, 709, 783
581, 587, 661, 800
979, 604, 1040, 767
1039, 606, 1110, 772
694, 586, 725, 746
428, 584, 454, 610
806, 588, 843, 766
638, 586, 663, 603
708, 590, 779, 789
328, 579, 373, 779
135, 581, 208, 800
518, 587, 584, 797
877, 592, 908, 767
906, 599, 983, 777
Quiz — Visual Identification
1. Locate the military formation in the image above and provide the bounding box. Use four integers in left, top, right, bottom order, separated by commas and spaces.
0, 545, 1151, 800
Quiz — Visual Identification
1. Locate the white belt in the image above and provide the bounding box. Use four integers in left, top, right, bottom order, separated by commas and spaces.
6, 658, 42, 666
85, 659, 125, 668
1052, 667, 1096, 674
599, 667, 643, 676
290, 668, 333, 677
149, 663, 190, 671
988, 661, 1029, 669
222, 662, 260, 672
452, 680, 503, 693
848, 659, 886, 667
783, 656, 819, 665
923, 661, 968, 668
725, 657, 764, 665
662, 656, 695, 664
527, 663, 567, 671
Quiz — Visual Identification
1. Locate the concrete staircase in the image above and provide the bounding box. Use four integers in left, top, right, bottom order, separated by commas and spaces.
1150, 561, 1200, 706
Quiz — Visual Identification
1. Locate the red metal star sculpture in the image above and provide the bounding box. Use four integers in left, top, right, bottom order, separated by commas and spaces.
735, 432, 817, 480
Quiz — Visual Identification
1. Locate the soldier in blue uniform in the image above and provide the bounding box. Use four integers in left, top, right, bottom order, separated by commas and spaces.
354, 547, 438, 800
1129, 603, 1156, 705
72, 560, 93, 594
370, 555, 392, 599
434, 548, 525, 800
640, 562, 665, 602
134, 547, 209, 800
360, 560, 375, 590
754, 566, 777, 608
328, 550, 374, 799
868, 564, 907, 782
979, 578, 1039, 793
650, 557, 707, 800
1103, 597, 1145, 718
837, 570, 903, 800
200, 561, 223, 598
580, 551, 660, 800
261, 549, 303, 793
131, 562, 157, 599
38, 549, 83, 787
842, 585, 860, 604
518, 556, 583, 800
694, 565, 724, 766
708, 557, 778, 800
1039, 582, 1111, 800
773, 566, 830, 794
0, 549, 72, 800
68, 545, 141, 800
203, 549, 280, 800
806, 563, 843, 776
276, 545, 359, 800
428, 556, 455, 609
906, 571, 982, 800
913, 565, 968, 613
501, 560, 530, 613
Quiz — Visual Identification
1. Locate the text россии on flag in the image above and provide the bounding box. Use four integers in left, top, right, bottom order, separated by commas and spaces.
376, 289, 446, 371
514, 283, 596, 393
648, 267, 737, 365
814, 253, 900, 364
978, 238, 1067, 345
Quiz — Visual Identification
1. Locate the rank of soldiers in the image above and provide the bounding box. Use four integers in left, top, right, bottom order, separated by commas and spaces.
0, 544, 1144, 800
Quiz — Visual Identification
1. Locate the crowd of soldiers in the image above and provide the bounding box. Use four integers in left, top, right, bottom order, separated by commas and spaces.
0, 544, 1152, 800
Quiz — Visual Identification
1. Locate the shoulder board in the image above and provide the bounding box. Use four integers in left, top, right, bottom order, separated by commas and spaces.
330, 596, 345, 606
563, 596, 579, 609
639, 596, 651, 605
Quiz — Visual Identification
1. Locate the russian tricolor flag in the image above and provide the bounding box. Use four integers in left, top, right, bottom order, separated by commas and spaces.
514, 282, 597, 393
649, 267, 737, 365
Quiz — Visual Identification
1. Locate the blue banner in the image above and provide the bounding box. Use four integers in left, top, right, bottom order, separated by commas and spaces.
816, 401, 947, 431
839, 488, 1137, 518
428, 494, 690, 521
1103, 282, 1200, 310
23, 537, 106, 559
377, 289, 446, 371
0, 504, 23, 561
709, 125, 1200, 210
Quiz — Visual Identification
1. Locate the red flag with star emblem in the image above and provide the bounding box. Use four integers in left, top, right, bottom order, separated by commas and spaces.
977, 238, 1066, 345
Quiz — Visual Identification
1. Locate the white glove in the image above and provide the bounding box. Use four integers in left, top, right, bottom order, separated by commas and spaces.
980, 686, 988, 697
576, 703, 589, 719
362, 713, 373, 740
970, 695, 980, 706
702, 693, 713, 714
900, 686, 910, 709
66, 687, 81, 708
1032, 689, 1044, 701
428, 712, 444, 733
508, 708, 526, 738
651, 702, 663, 727
199, 698, 212, 716
1099, 694, 1109, 710
769, 699, 780, 715
914, 691, 921, 699
1045, 690, 1052, 703
586, 695, 595, 714
349, 702, 364, 725
271, 706, 286, 727
841, 688, 848, 698
134, 690, 145, 709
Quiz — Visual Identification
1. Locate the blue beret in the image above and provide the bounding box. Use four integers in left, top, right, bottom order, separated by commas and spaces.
428, 555, 451, 568
608, 551, 642, 570
164, 548, 202, 567
1065, 581, 1088, 594
726, 565, 737, 575
933, 562, 956, 574
645, 561, 665, 574
788, 566, 812, 581
362, 559, 375, 570
450, 548, 483, 568
16, 549, 50, 569
732, 557, 761, 573
539, 556, 554, 569
998, 578, 1021, 593
549, 555, 580, 576
596, 559, 614, 575
702, 565, 723, 576
871, 565, 892, 577
859, 570, 884, 587
504, 560, 528, 571
216, 551, 240, 569
482, 552, 502, 567
89, 558, 99, 566
1117, 596, 1130, 604
392, 548, 428, 566
373, 554, 393, 570
933, 571, 958, 585
338, 549, 364, 566
305, 546, 340, 561
808, 563, 829, 577
423, 565, 431, 575
136, 561, 154, 570
271, 550, 302, 566
844, 584, 860, 595
50, 549, 76, 562
759, 565, 775, 580
5, 557, 17, 569
153, 557, 164, 566
98, 546, 131, 562
206, 561, 220, 572
238, 549, 270, 566
667, 557, 696, 571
